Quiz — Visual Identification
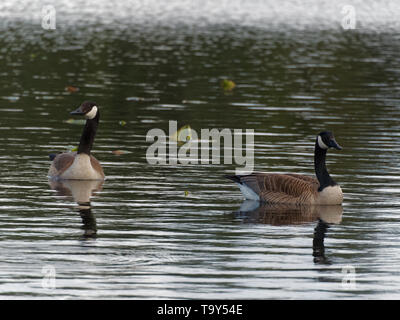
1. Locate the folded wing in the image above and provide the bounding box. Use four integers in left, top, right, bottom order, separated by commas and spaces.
228, 172, 320, 204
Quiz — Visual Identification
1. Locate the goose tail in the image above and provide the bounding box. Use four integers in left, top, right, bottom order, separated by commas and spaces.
226, 174, 261, 201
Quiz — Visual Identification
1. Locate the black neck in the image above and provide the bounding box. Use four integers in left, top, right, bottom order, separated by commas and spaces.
77, 113, 99, 155
314, 140, 336, 191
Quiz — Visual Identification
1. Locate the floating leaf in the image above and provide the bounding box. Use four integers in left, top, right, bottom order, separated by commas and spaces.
184, 190, 189, 197
112, 150, 125, 156
170, 124, 192, 144
64, 145, 78, 152
221, 79, 236, 91
119, 120, 127, 126
66, 86, 79, 93
65, 118, 86, 125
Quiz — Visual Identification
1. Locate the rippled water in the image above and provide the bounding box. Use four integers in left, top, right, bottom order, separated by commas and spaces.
1, 0, 400, 299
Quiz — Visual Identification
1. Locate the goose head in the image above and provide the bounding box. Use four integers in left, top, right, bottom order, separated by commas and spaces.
317, 131, 342, 150
70, 101, 99, 120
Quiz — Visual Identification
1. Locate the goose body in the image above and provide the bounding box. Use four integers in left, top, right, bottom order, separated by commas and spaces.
48, 101, 105, 180
227, 131, 343, 205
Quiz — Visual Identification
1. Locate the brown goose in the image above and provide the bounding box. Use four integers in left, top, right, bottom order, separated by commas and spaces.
227, 131, 343, 205
48, 101, 105, 180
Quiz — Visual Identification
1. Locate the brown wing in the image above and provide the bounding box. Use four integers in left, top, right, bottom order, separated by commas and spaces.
285, 173, 319, 187
48, 152, 76, 176
233, 172, 319, 204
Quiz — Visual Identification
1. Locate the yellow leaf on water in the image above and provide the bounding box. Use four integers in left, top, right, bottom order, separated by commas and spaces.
221, 79, 236, 91
170, 124, 192, 144
119, 120, 127, 126
184, 190, 189, 197
65, 145, 78, 152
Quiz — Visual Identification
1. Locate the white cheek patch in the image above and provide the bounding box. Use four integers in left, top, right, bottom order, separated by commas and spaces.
85, 106, 98, 119
317, 136, 329, 149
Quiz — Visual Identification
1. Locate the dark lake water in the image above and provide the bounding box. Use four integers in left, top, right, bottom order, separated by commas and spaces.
1, 0, 400, 299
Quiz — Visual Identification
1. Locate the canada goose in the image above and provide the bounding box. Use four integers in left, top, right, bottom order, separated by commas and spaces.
48, 101, 105, 180
227, 131, 343, 205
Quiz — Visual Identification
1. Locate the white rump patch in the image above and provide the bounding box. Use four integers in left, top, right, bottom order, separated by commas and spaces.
85, 106, 98, 119
317, 135, 329, 149
238, 183, 260, 201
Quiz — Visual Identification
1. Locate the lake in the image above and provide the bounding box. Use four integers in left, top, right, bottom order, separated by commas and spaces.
1, 0, 400, 299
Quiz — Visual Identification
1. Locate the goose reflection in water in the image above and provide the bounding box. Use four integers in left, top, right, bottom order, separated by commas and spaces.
235, 201, 343, 264
48, 179, 104, 238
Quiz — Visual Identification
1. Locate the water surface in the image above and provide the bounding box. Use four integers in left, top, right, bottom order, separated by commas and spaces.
1, 0, 400, 299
